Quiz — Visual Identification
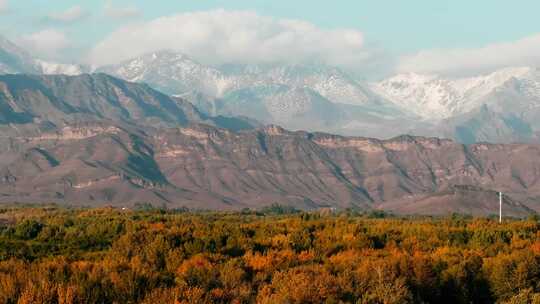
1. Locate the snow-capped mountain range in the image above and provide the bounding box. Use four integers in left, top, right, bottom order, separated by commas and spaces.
98, 50, 377, 107
99, 50, 228, 98
2, 34, 540, 143
98, 50, 540, 121
97, 50, 415, 137
372, 67, 534, 120
99, 50, 540, 142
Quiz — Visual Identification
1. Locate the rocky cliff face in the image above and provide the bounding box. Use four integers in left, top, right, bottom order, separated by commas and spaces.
0, 121, 538, 215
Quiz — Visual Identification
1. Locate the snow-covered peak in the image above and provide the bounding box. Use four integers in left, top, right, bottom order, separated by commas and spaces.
98, 50, 378, 106
103, 50, 205, 81
372, 67, 534, 120
372, 74, 462, 120
98, 50, 234, 97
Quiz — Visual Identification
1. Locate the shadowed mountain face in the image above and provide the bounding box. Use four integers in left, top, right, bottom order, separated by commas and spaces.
0, 73, 256, 130
0, 121, 539, 216
438, 105, 539, 144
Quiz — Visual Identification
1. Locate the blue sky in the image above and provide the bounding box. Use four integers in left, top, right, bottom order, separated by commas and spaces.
1, 0, 540, 75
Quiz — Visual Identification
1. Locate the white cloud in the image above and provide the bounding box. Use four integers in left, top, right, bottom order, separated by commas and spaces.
104, 1, 141, 19
46, 6, 89, 23
18, 29, 71, 59
87, 10, 369, 68
398, 33, 540, 76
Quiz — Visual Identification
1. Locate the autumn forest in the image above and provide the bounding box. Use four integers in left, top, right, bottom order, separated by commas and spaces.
1, 206, 540, 303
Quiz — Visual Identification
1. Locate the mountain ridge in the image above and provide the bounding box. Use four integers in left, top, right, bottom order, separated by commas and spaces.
0, 73, 256, 131
1, 120, 539, 215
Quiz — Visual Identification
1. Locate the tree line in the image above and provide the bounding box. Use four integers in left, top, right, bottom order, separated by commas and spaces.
0, 206, 540, 303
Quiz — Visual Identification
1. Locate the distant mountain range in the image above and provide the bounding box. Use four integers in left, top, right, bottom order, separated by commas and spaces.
2, 36, 540, 214
3, 35, 540, 144
97, 51, 418, 138
98, 50, 540, 144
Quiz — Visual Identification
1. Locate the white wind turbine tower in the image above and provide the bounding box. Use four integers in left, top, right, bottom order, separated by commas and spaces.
499, 192, 503, 223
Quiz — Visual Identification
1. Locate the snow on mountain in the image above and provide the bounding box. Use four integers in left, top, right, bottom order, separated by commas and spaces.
99, 50, 380, 107
219, 63, 373, 106
402, 67, 540, 144
98, 50, 234, 98
372, 67, 532, 120
209, 82, 423, 137
513, 68, 540, 101
96, 50, 425, 137
6, 32, 540, 143
467, 68, 540, 128
257, 85, 316, 121
215, 84, 344, 128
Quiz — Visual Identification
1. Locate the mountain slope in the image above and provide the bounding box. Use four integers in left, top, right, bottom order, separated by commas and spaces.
218, 63, 379, 106
417, 68, 540, 143
379, 185, 533, 217
98, 51, 231, 97
99, 51, 403, 107
437, 105, 537, 144
203, 84, 419, 137
0, 73, 256, 130
100, 51, 378, 104
211, 85, 344, 130
1, 122, 540, 215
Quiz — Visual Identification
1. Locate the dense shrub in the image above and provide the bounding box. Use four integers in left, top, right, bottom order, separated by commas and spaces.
0, 207, 539, 303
